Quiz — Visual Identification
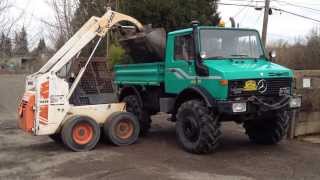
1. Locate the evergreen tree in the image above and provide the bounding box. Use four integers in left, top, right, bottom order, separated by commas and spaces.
0, 33, 12, 57
14, 27, 29, 56
70, 0, 220, 56
0, 33, 5, 57
36, 38, 47, 54
4, 35, 12, 57
14, 32, 18, 53
72, 0, 220, 32
120, 0, 220, 31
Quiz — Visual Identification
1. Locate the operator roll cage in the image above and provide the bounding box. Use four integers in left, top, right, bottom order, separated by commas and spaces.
33, 7, 144, 101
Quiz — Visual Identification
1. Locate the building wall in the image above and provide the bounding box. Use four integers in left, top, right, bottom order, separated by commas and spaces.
292, 70, 320, 137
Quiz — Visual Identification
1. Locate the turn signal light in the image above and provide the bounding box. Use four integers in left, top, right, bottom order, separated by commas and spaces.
220, 80, 228, 86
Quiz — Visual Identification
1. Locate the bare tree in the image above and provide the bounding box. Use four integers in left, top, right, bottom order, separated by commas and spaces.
269, 27, 320, 70
0, 0, 11, 12
43, 0, 79, 50
0, 0, 29, 41
0, 0, 13, 34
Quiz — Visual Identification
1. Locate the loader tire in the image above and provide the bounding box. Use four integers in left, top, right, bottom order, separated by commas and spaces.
123, 95, 151, 135
243, 110, 290, 145
61, 116, 100, 152
176, 100, 221, 154
104, 112, 140, 146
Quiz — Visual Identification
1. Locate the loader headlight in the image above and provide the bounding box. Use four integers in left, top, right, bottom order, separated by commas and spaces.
232, 102, 247, 113
289, 97, 301, 108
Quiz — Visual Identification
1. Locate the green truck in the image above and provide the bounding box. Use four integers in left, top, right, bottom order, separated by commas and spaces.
114, 22, 301, 154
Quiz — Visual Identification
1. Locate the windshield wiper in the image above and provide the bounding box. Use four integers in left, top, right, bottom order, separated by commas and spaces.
230, 54, 249, 58
207, 56, 225, 59
205, 56, 235, 62
230, 54, 262, 62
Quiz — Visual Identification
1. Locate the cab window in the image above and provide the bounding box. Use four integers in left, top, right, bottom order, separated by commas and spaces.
174, 34, 195, 61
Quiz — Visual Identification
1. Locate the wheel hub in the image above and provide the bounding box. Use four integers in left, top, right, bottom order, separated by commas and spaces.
183, 116, 200, 142
115, 119, 134, 139
72, 123, 93, 145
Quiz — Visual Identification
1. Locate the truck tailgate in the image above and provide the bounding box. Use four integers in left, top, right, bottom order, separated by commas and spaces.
114, 62, 164, 86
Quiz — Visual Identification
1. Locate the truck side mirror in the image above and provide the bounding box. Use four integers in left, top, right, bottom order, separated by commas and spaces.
269, 50, 277, 62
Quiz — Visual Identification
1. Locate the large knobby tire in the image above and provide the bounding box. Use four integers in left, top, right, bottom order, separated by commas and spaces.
122, 95, 151, 135
61, 116, 100, 152
243, 110, 290, 145
176, 100, 221, 154
104, 112, 140, 146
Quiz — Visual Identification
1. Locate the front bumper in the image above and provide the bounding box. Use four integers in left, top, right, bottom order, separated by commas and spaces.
216, 95, 301, 115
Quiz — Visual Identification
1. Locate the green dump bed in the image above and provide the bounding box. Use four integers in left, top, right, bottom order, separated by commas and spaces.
114, 62, 165, 86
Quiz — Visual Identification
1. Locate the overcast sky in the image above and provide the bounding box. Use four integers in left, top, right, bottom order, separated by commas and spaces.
9, 0, 320, 48
219, 0, 320, 44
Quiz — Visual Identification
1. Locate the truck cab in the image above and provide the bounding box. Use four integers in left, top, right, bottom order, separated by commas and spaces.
165, 25, 296, 112
115, 24, 301, 154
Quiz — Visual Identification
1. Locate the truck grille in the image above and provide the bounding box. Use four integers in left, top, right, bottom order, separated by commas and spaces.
228, 78, 292, 98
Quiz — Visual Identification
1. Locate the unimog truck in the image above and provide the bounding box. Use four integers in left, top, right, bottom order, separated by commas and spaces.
114, 22, 301, 154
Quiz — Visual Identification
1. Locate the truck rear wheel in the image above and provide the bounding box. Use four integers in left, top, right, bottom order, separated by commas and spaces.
243, 111, 290, 145
104, 112, 140, 146
176, 100, 221, 154
61, 116, 100, 152
123, 95, 151, 135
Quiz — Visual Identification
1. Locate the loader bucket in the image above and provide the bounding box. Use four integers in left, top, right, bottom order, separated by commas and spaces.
119, 28, 166, 63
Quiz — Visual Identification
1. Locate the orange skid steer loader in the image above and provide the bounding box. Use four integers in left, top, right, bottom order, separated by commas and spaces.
18, 8, 143, 152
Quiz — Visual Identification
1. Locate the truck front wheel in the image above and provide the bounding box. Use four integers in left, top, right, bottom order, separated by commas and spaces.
176, 100, 221, 154
243, 110, 290, 145
123, 95, 151, 135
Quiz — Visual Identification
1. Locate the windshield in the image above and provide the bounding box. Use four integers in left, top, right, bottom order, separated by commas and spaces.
200, 29, 265, 59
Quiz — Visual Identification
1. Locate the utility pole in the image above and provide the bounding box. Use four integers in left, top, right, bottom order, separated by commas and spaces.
262, 0, 270, 47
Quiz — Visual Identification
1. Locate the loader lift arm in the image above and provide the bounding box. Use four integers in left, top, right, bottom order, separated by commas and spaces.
37, 7, 143, 75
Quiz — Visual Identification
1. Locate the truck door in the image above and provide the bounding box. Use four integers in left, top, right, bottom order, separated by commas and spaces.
165, 33, 196, 94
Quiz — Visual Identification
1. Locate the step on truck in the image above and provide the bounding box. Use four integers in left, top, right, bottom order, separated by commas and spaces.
115, 21, 302, 154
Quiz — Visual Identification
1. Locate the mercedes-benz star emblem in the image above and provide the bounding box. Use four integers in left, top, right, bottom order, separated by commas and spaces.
257, 79, 267, 94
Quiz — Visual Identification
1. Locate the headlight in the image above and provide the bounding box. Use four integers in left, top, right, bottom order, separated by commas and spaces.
232, 103, 247, 113
289, 97, 301, 108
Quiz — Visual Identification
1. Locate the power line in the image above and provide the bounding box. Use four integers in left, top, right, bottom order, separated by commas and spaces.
274, 0, 320, 13
226, 1, 256, 28
217, 2, 320, 23
228, 0, 252, 18
218, 2, 261, 8
239, 6, 250, 25
252, 10, 264, 26
272, 8, 320, 23
224, 0, 320, 7
274, 0, 320, 7
223, 0, 265, 3
224, 0, 320, 12
233, 5, 248, 18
